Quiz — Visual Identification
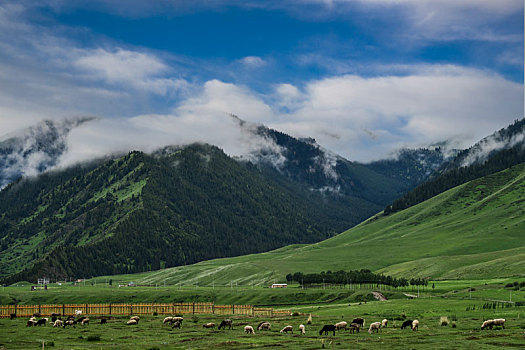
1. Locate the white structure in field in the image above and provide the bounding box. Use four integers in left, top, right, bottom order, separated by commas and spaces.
270, 283, 287, 288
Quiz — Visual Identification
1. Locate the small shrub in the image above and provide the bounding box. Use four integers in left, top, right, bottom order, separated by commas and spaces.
152, 311, 158, 316
292, 311, 300, 317
440, 316, 449, 326
146, 347, 160, 350
45, 341, 55, 347
401, 312, 406, 320
87, 335, 101, 341
450, 315, 458, 321
192, 316, 199, 323
451, 322, 457, 328
505, 283, 514, 288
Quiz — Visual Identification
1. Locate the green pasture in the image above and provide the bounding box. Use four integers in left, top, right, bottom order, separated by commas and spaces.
1, 295, 524, 349
1, 279, 525, 348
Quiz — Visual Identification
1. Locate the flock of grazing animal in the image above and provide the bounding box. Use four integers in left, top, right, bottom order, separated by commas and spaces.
18, 310, 508, 338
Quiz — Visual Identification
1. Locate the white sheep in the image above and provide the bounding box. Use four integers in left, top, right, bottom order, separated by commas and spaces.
163, 316, 174, 324
335, 321, 348, 330
203, 322, 216, 328
74, 310, 82, 316
53, 319, 63, 327
280, 325, 293, 333
81, 318, 89, 325
257, 322, 271, 331
244, 325, 255, 334
127, 319, 138, 325
299, 324, 306, 334
381, 319, 388, 328
412, 319, 419, 331
368, 322, 381, 334
130, 316, 140, 322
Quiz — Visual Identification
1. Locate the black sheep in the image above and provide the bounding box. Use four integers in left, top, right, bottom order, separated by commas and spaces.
401, 320, 413, 329
319, 324, 336, 336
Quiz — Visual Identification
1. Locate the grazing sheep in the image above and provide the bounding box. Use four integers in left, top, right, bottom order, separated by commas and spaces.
244, 325, 255, 334
51, 313, 60, 318
35, 318, 48, 326
440, 316, 449, 326
280, 325, 293, 334
53, 319, 63, 327
412, 320, 419, 331
351, 318, 365, 327
349, 323, 360, 333
319, 325, 336, 336
257, 321, 271, 331
74, 310, 82, 316
76, 316, 87, 323
9, 313, 16, 320
81, 318, 89, 326
130, 316, 140, 322
493, 318, 505, 329
169, 317, 183, 326
64, 319, 76, 328
172, 320, 182, 329
218, 319, 233, 330
368, 322, 381, 334
163, 316, 174, 324
126, 319, 138, 326
100, 318, 107, 324
335, 321, 348, 330
401, 320, 413, 329
381, 319, 388, 328
203, 322, 216, 328
299, 324, 306, 335
26, 319, 36, 327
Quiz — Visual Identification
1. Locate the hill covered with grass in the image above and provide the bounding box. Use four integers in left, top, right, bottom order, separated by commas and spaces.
111, 162, 525, 286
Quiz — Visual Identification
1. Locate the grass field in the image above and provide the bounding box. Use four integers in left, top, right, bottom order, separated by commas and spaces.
1, 293, 524, 349
1, 279, 524, 349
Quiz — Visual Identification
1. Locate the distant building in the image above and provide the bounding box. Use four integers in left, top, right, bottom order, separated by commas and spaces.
37, 277, 50, 285
270, 283, 287, 288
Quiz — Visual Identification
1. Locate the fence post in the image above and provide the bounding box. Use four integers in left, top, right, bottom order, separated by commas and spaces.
38, 304, 41, 315
14, 304, 17, 317
232, 304, 235, 315
212, 304, 215, 314
130, 304, 133, 316
85, 303, 88, 315
62, 304, 65, 316
192, 302, 195, 315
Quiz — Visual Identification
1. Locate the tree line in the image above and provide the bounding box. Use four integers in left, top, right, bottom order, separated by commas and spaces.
285, 269, 429, 288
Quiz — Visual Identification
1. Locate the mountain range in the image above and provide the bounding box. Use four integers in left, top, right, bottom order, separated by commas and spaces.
0, 117, 523, 284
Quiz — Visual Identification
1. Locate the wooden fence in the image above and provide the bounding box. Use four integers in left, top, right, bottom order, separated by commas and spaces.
0, 303, 290, 318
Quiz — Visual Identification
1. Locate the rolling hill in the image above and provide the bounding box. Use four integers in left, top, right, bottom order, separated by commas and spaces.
104, 162, 525, 286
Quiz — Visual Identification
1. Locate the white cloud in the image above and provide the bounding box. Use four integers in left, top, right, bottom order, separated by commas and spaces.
265, 65, 523, 161
238, 56, 267, 68
75, 48, 188, 95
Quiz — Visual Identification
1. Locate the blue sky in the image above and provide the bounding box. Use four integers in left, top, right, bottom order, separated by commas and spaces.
0, 0, 523, 162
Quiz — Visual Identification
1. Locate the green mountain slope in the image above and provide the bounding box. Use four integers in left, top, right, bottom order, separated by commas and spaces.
110, 163, 525, 285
